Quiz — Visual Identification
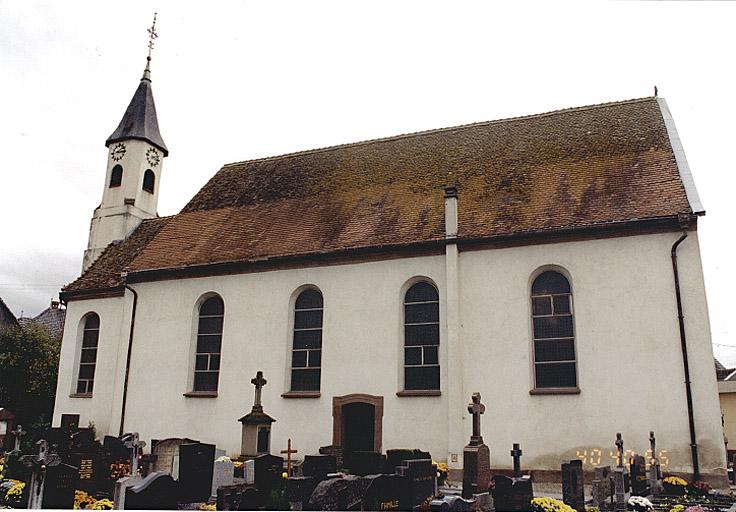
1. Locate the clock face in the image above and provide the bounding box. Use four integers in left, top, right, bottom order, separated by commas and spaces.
146, 148, 161, 167
110, 143, 126, 161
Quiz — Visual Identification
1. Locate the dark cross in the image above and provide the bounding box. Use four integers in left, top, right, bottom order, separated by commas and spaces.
280, 438, 298, 477
21, 440, 61, 509
251, 371, 267, 412
649, 431, 657, 463
146, 13, 158, 60
10, 424, 26, 452
510, 443, 523, 478
467, 392, 485, 446
122, 432, 146, 476
615, 433, 624, 467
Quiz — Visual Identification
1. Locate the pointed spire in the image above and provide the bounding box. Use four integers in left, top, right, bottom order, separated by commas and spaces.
106, 14, 167, 155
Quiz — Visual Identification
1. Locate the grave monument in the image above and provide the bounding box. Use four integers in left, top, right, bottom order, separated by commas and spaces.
239, 370, 276, 457
462, 392, 491, 500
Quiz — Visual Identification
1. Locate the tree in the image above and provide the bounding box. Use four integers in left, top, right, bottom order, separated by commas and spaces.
0, 323, 61, 445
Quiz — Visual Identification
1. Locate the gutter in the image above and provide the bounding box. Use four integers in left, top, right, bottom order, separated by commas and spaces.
119, 276, 138, 437
671, 228, 700, 479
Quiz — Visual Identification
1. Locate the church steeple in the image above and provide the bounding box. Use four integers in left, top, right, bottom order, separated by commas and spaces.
82, 14, 168, 272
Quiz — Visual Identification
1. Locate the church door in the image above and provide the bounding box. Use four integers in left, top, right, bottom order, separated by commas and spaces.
332, 394, 383, 453
343, 402, 375, 452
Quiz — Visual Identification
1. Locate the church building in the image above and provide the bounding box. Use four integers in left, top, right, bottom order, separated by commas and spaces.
53, 51, 726, 483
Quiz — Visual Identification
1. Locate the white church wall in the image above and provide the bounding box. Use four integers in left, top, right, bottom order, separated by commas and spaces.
458, 230, 724, 476
53, 229, 725, 478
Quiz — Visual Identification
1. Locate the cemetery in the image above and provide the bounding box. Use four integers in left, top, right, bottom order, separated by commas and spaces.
1, 378, 735, 510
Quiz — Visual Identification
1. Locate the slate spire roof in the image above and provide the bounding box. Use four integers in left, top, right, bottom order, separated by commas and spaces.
105, 58, 168, 155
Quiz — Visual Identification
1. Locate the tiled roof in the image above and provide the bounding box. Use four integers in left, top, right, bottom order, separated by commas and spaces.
0, 296, 18, 328
63, 217, 171, 295
65, 97, 696, 295
33, 306, 66, 337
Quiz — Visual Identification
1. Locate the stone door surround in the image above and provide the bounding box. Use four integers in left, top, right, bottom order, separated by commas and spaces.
332, 394, 384, 453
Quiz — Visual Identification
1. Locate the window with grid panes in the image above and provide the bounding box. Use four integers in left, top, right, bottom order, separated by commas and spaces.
290, 289, 323, 391
531, 271, 576, 388
194, 296, 224, 392
404, 282, 440, 390
76, 313, 100, 395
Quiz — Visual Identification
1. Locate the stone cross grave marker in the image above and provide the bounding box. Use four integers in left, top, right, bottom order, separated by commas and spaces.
252, 370, 267, 411
463, 392, 491, 499
21, 439, 61, 509
122, 432, 146, 477
510, 443, 522, 478
281, 438, 298, 477
612, 434, 630, 512
647, 431, 663, 495
9, 424, 26, 453
615, 433, 624, 467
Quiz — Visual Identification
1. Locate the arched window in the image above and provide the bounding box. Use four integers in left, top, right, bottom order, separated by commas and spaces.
109, 165, 123, 188
290, 289, 323, 392
403, 282, 440, 391
142, 169, 155, 193
531, 271, 577, 388
77, 313, 100, 395
194, 296, 224, 392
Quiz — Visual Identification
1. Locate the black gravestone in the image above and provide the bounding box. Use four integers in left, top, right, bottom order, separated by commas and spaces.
396, 459, 436, 509
492, 474, 533, 512
630, 455, 647, 496
562, 460, 585, 512
385, 449, 432, 474
42, 462, 79, 509
125, 471, 179, 510
216, 483, 264, 511
178, 442, 216, 503
346, 451, 385, 476
309, 475, 367, 511
70, 452, 103, 494
362, 474, 411, 511
319, 445, 345, 470
286, 476, 317, 507
303, 454, 337, 482
430, 495, 476, 512
254, 453, 284, 494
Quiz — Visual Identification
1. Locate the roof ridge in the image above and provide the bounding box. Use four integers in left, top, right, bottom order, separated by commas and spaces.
221, 96, 656, 169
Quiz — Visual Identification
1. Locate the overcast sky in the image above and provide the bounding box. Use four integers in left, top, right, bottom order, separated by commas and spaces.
2, 1, 735, 363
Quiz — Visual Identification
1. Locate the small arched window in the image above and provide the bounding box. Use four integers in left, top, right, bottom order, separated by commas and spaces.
194, 296, 224, 392
531, 271, 577, 389
142, 170, 155, 193
109, 165, 123, 188
403, 282, 440, 391
77, 313, 100, 395
290, 289, 323, 392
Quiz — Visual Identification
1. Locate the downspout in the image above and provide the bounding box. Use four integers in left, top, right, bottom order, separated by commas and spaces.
671, 229, 700, 480
119, 277, 138, 437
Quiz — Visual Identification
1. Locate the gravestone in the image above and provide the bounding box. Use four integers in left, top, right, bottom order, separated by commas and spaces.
113, 475, 144, 510
216, 483, 264, 511
492, 474, 533, 512
286, 476, 317, 510
430, 494, 476, 512
21, 439, 62, 509
308, 474, 367, 511
319, 445, 345, 469
239, 371, 276, 457
244, 459, 255, 485
561, 459, 585, 512
212, 456, 236, 497
104, 435, 132, 463
629, 454, 647, 496
346, 450, 385, 476
362, 474, 411, 511
178, 442, 216, 503
463, 393, 491, 499
385, 449, 434, 474
396, 458, 436, 509
612, 433, 630, 512
591, 466, 613, 511
124, 471, 179, 510
151, 438, 197, 475
647, 431, 663, 496
254, 453, 284, 494
70, 452, 103, 494
42, 462, 79, 509
303, 454, 337, 482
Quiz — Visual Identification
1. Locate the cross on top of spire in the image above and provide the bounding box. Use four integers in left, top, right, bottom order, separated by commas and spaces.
147, 13, 158, 60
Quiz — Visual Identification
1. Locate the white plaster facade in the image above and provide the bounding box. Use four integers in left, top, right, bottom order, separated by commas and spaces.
54, 228, 727, 479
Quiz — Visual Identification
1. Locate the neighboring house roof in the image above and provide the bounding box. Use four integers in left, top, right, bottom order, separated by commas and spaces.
716, 358, 733, 381
0, 297, 18, 328
64, 96, 699, 298
106, 69, 168, 155
33, 304, 66, 337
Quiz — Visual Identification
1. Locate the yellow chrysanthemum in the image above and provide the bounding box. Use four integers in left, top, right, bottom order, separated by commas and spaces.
531, 497, 576, 512
663, 476, 687, 486
91, 499, 114, 510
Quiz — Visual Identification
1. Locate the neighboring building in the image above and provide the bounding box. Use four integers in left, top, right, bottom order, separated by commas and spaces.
0, 297, 18, 330
716, 359, 736, 460
17, 300, 66, 338
53, 50, 726, 483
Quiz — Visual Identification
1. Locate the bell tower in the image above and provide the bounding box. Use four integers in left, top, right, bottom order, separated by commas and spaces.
83, 15, 168, 271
